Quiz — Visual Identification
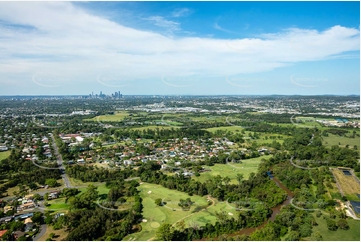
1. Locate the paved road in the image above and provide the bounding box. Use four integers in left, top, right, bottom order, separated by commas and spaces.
33, 224, 47, 241
49, 133, 72, 188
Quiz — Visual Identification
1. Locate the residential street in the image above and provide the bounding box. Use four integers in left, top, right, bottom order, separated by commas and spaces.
49, 133, 72, 188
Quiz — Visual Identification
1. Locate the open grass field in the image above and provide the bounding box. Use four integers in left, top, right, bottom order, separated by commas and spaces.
157, 120, 183, 126
38, 227, 68, 241
5, 186, 19, 196
0, 151, 10, 161
206, 126, 245, 133
331, 168, 360, 198
247, 132, 290, 145
47, 197, 70, 212
84, 111, 129, 122
123, 182, 230, 241
76, 183, 109, 196
68, 177, 104, 188
323, 134, 360, 149
206, 127, 289, 144
129, 125, 179, 131
188, 115, 225, 122
192, 155, 271, 184
311, 213, 360, 241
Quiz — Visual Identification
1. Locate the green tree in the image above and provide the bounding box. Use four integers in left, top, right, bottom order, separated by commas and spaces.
284, 231, 300, 241
337, 219, 349, 230
156, 223, 174, 241
32, 212, 43, 224
29, 182, 38, 190
1, 230, 13, 241
312, 231, 323, 241
236, 173, 244, 185
33, 193, 43, 201
45, 178, 58, 187
155, 198, 163, 206
326, 219, 338, 231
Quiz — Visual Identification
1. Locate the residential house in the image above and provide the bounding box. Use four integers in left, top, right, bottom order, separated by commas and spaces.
0, 230, 8, 240
13, 231, 25, 240
123, 160, 133, 166
24, 218, 33, 232
48, 191, 59, 200
3, 206, 13, 213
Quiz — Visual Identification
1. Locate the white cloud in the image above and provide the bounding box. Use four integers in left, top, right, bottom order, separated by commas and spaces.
213, 22, 239, 34
0, 2, 359, 89
172, 8, 191, 18
143, 16, 180, 33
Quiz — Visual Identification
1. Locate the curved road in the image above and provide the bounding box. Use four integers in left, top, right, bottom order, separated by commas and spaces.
33, 224, 47, 241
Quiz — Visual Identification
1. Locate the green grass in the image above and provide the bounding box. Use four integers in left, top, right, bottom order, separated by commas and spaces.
155, 119, 184, 126
38, 227, 68, 241
192, 155, 271, 184
0, 151, 10, 161
68, 177, 101, 187
96, 183, 110, 195
206, 126, 245, 133
129, 125, 179, 131
249, 133, 290, 144
75, 183, 109, 197
84, 111, 129, 122
311, 213, 360, 241
323, 134, 360, 149
47, 197, 70, 212
123, 182, 234, 241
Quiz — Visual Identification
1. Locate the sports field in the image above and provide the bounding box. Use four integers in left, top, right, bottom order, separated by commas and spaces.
193, 155, 271, 184
124, 182, 236, 241
85, 111, 129, 122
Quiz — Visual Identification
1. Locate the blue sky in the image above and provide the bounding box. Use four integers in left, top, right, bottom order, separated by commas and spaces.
0, 1, 359, 95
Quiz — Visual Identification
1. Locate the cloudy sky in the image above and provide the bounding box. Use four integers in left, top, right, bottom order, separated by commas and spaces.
0, 1, 359, 95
